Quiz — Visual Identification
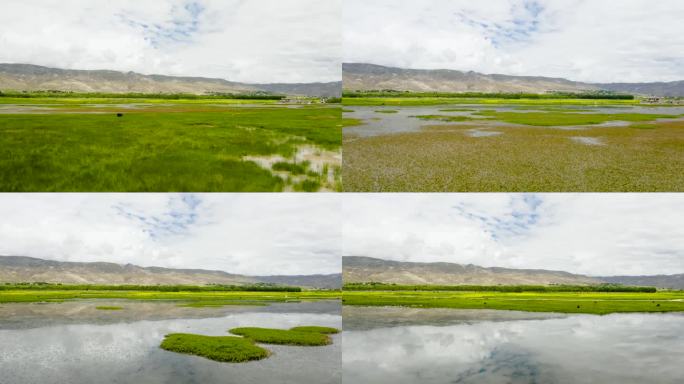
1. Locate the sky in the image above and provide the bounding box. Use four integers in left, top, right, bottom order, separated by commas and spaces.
343, 0, 684, 83
343, 194, 684, 276
0, 194, 340, 276
0, 0, 341, 83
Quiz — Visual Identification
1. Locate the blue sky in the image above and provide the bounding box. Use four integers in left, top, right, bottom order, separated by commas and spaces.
343, 0, 684, 83
343, 194, 684, 276
0, 194, 340, 275
0, 0, 341, 83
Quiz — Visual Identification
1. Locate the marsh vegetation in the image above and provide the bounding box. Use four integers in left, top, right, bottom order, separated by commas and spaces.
160, 333, 271, 362
229, 326, 338, 346
0, 300, 341, 383
0, 97, 341, 192
342, 290, 684, 314
343, 101, 684, 191
0, 286, 340, 304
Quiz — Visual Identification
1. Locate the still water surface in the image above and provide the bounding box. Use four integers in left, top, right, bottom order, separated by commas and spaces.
0, 300, 341, 384
343, 306, 684, 384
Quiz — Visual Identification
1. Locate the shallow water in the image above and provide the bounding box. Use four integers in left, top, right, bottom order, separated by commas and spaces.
571, 136, 605, 146
0, 300, 341, 384
343, 105, 684, 137
342, 306, 684, 384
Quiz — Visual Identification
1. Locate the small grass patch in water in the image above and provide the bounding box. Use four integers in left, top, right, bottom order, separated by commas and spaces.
176, 301, 268, 308
411, 115, 477, 122
229, 326, 334, 346
160, 333, 269, 363
474, 110, 671, 126
95, 306, 123, 310
374, 110, 398, 114
272, 160, 310, 175
290, 326, 340, 334
292, 178, 322, 192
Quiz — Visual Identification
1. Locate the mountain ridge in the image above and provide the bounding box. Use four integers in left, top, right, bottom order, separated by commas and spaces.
0, 255, 341, 289
343, 256, 684, 289
0, 63, 342, 97
342, 63, 684, 97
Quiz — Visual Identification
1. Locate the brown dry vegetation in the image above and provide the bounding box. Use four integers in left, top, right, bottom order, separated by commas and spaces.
343, 120, 684, 191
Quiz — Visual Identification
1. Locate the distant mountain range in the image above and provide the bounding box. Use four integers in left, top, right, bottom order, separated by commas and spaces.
343, 63, 684, 97
0, 256, 341, 289
0, 63, 342, 97
343, 256, 684, 289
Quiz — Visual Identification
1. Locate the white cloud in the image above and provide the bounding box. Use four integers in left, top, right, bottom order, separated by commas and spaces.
342, 194, 684, 276
343, 0, 684, 83
0, 194, 340, 275
0, 0, 341, 83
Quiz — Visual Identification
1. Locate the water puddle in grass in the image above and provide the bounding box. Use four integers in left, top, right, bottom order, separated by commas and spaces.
571, 136, 605, 146
344, 105, 684, 137
467, 129, 503, 137
342, 306, 684, 384
243, 145, 341, 192
0, 300, 340, 384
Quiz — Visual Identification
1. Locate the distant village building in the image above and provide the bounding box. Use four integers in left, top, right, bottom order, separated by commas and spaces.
642, 97, 663, 104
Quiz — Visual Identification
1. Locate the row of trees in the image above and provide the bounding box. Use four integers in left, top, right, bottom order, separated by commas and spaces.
342, 90, 635, 100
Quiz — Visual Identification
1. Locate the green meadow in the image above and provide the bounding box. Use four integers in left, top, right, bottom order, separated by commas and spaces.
160, 333, 271, 363
342, 97, 640, 106
160, 325, 340, 362
0, 287, 341, 304
229, 326, 336, 346
0, 97, 341, 192
342, 290, 684, 315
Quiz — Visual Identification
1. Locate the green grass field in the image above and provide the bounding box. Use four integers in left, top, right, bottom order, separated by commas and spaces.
160, 324, 338, 362
0, 99, 341, 191
342, 290, 684, 315
343, 97, 641, 106
160, 333, 270, 363
0, 288, 341, 304
229, 327, 336, 346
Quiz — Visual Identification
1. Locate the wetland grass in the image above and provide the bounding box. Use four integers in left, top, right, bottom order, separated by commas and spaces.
289, 326, 340, 334
95, 306, 123, 310
229, 326, 337, 346
473, 110, 672, 126
342, 97, 639, 106
343, 119, 684, 191
0, 288, 341, 304
342, 291, 684, 315
411, 114, 477, 122
160, 333, 270, 363
0, 101, 341, 192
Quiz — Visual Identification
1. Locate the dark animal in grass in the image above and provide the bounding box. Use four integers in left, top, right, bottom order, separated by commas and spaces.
116, 113, 123, 117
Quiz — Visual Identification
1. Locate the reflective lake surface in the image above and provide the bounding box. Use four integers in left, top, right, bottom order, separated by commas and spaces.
0, 300, 341, 384
343, 306, 684, 384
